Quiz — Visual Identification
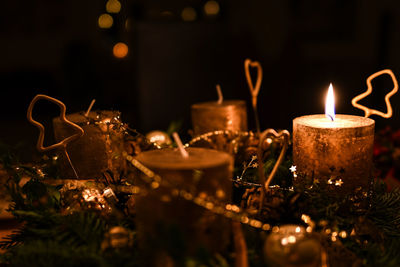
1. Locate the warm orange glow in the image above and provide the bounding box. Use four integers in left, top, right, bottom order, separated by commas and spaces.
98, 14, 113, 29
325, 83, 335, 121
204, 1, 220, 15
113, 42, 128, 58
106, 0, 121, 13
125, 18, 131, 31
181, 7, 197, 21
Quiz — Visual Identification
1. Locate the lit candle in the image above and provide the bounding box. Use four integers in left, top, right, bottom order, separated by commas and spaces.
53, 110, 125, 179
191, 85, 248, 135
293, 84, 375, 194
135, 146, 233, 260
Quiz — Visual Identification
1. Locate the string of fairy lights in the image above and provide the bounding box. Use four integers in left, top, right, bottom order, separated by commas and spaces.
22, 102, 353, 248
124, 151, 279, 231
133, 153, 356, 245
97, 1, 222, 59
68, 115, 351, 243
123, 150, 352, 243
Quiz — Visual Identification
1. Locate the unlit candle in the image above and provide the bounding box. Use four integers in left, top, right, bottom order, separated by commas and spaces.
135, 147, 233, 261
191, 100, 248, 135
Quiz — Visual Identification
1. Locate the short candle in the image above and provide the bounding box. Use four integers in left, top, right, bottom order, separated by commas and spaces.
293, 84, 375, 194
53, 110, 124, 179
191, 100, 248, 135
135, 147, 233, 259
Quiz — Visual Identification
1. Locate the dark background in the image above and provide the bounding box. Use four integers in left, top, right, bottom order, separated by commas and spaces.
1, 0, 400, 155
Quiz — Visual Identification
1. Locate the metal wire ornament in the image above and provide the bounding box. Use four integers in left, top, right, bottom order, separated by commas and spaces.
27, 94, 84, 179
244, 58, 263, 134
256, 129, 290, 213
124, 152, 323, 241
185, 130, 253, 157
351, 69, 399, 118
126, 154, 271, 231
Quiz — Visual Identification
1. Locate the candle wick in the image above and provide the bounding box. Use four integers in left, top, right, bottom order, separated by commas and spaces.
172, 132, 189, 158
216, 84, 223, 104
328, 115, 334, 121
85, 99, 96, 117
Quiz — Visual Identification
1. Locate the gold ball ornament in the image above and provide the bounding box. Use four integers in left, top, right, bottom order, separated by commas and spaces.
60, 184, 113, 216
145, 131, 172, 147
264, 225, 322, 267
102, 226, 134, 250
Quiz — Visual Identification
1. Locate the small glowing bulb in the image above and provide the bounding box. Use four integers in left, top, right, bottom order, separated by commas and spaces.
98, 14, 113, 29
325, 83, 335, 121
204, 1, 220, 16
106, 0, 121, 13
113, 42, 128, 58
288, 235, 296, 243
181, 7, 197, 21
339, 231, 347, 238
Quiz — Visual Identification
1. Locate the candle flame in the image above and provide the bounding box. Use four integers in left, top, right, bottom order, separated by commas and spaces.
325, 83, 335, 121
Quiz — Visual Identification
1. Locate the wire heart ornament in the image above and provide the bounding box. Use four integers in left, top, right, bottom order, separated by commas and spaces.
244, 59, 263, 134
351, 69, 399, 118
27, 94, 84, 178
256, 128, 290, 213
244, 59, 263, 108
257, 129, 290, 190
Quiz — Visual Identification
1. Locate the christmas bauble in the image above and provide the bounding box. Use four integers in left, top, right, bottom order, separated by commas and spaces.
264, 225, 321, 267
60, 183, 113, 215
146, 131, 172, 146
102, 226, 134, 250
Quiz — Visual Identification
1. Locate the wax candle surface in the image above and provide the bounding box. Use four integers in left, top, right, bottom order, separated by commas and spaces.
135, 147, 233, 261
191, 100, 247, 135
53, 110, 124, 179
293, 114, 374, 194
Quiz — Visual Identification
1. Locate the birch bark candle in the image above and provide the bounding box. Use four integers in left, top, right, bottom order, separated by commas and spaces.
53, 110, 124, 179
293, 84, 375, 194
191, 85, 248, 135
135, 145, 233, 260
